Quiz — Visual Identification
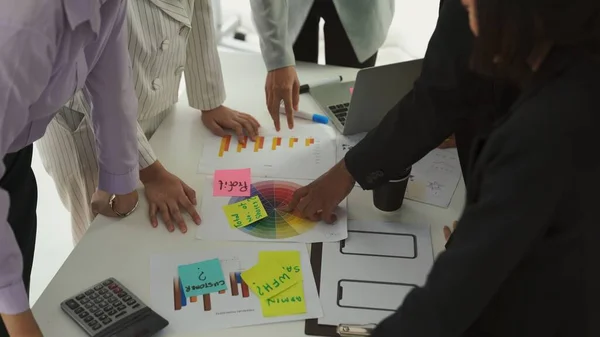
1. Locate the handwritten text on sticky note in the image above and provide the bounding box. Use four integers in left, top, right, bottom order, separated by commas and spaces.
258, 250, 306, 317
241, 260, 301, 299
222, 196, 268, 228
213, 169, 251, 196
178, 258, 227, 297
261, 282, 306, 317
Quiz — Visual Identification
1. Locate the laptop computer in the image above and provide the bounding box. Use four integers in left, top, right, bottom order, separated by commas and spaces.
310, 58, 424, 135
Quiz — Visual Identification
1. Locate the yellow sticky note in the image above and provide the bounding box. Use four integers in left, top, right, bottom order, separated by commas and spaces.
241, 260, 301, 299
257, 250, 306, 317
258, 250, 303, 281
222, 196, 268, 228
260, 282, 307, 317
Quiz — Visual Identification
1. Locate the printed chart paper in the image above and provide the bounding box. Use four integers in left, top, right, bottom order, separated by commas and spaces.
150, 244, 323, 333
336, 134, 462, 207
198, 126, 337, 180
197, 176, 348, 243
318, 220, 433, 326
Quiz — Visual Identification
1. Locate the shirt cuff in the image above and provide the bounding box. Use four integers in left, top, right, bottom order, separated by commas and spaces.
264, 49, 296, 72
0, 280, 29, 315
344, 148, 387, 190
98, 167, 139, 195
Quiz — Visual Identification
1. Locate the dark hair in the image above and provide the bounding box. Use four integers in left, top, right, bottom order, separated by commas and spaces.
470, 0, 600, 82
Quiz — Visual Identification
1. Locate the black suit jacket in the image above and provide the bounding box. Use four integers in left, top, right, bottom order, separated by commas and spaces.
347, 1, 600, 335
345, 0, 518, 187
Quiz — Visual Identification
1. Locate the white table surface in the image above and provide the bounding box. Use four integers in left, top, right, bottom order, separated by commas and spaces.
32, 51, 465, 336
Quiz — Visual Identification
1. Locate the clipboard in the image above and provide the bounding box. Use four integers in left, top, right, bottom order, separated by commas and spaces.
305, 242, 339, 336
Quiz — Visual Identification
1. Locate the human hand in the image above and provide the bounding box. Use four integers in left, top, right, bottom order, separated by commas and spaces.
91, 190, 139, 217
140, 161, 200, 233
265, 66, 300, 131
202, 105, 261, 142
1, 310, 43, 337
283, 160, 355, 224
443, 221, 458, 241
438, 134, 457, 149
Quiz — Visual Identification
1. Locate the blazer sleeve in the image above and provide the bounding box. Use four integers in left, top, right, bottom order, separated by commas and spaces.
371, 123, 570, 337
185, 0, 226, 111
250, 0, 295, 71
344, 0, 482, 189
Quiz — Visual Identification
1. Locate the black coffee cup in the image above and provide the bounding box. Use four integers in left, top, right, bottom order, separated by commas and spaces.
372, 167, 412, 212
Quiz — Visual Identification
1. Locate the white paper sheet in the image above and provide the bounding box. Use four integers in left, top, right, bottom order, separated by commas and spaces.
318, 220, 433, 326
336, 134, 462, 207
197, 176, 348, 243
150, 244, 323, 333
198, 124, 337, 180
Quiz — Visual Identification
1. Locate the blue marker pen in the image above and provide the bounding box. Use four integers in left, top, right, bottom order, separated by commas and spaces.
279, 106, 329, 124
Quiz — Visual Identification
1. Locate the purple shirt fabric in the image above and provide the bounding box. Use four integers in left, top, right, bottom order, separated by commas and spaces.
0, 0, 139, 315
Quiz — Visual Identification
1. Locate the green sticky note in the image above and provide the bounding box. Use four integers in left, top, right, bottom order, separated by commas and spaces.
222, 195, 268, 228
178, 258, 227, 297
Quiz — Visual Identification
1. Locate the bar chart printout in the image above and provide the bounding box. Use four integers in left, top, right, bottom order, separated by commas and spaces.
200, 135, 336, 180
149, 245, 323, 333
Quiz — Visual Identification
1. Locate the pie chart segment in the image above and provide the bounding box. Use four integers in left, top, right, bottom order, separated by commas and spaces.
275, 209, 315, 235
227, 180, 317, 239
238, 207, 278, 239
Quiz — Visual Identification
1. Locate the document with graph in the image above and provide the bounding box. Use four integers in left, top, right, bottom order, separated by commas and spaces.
198, 125, 337, 180
197, 176, 348, 243
149, 244, 323, 333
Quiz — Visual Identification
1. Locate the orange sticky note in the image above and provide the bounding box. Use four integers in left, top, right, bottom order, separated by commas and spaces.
213, 169, 251, 196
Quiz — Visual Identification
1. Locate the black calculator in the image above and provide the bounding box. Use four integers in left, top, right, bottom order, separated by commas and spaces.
61, 277, 168, 337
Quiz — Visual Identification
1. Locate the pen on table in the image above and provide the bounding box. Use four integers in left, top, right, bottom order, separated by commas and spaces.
279, 105, 329, 124
299, 75, 343, 94
337, 323, 376, 336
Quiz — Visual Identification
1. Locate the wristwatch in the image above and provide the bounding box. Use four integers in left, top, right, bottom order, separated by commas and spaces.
109, 194, 139, 217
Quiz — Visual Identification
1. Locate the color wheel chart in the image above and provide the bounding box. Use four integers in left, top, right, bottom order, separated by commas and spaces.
228, 180, 317, 239
198, 177, 348, 242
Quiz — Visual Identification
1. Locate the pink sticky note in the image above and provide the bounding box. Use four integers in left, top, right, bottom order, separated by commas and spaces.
349, 87, 354, 95
213, 169, 252, 196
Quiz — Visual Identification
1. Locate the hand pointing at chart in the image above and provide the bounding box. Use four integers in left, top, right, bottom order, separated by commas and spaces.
265, 66, 300, 131
283, 160, 355, 223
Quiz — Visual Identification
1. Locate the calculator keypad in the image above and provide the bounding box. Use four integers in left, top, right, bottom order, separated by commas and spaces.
61, 278, 146, 335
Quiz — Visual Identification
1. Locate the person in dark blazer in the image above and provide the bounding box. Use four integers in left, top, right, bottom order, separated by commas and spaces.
286, 0, 600, 335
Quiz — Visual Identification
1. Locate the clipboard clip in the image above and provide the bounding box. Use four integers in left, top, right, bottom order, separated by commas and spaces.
337, 323, 376, 336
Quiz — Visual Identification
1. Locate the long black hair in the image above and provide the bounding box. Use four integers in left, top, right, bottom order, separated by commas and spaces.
470, 0, 600, 82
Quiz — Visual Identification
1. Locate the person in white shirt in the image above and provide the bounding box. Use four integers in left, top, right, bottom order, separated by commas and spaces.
37, 0, 260, 243
250, 0, 394, 130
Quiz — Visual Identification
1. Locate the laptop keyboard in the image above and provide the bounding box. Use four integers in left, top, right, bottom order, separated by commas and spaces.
328, 102, 350, 125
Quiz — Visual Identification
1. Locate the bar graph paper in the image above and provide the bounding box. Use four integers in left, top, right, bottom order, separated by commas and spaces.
200, 134, 335, 180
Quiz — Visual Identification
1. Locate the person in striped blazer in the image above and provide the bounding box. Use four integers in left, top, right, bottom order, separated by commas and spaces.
36, 0, 260, 244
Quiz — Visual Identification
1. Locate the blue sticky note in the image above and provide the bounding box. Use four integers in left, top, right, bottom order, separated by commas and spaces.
178, 258, 227, 297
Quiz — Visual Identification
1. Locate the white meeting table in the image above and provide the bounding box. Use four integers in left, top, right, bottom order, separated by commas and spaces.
32, 51, 465, 336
